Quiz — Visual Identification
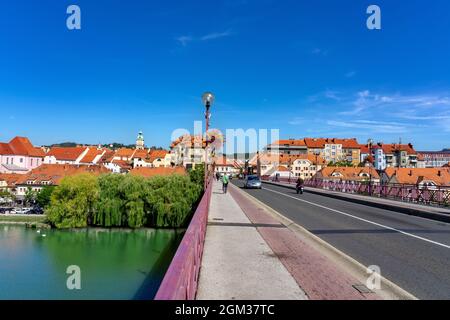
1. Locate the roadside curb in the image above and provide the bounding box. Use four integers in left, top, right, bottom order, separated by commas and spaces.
263, 181, 450, 224
230, 183, 417, 300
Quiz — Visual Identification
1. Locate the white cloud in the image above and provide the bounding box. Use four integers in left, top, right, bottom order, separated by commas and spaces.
176, 36, 193, 46
200, 30, 233, 41
345, 71, 356, 78
176, 30, 234, 46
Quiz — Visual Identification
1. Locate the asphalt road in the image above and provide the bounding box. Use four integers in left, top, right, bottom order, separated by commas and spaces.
231, 180, 450, 299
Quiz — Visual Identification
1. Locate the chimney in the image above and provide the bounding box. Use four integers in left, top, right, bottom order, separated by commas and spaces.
409, 170, 413, 176
438, 170, 441, 177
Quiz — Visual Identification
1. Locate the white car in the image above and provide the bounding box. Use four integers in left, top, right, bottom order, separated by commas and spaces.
11, 208, 32, 214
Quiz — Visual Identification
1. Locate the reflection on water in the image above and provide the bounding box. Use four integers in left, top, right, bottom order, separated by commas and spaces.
0, 224, 183, 300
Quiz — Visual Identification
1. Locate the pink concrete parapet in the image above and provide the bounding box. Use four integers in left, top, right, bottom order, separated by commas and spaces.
154, 179, 213, 300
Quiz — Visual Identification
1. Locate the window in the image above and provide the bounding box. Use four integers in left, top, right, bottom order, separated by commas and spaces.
20, 158, 24, 163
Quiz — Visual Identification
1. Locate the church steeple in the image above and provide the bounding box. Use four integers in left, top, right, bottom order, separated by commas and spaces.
136, 131, 145, 150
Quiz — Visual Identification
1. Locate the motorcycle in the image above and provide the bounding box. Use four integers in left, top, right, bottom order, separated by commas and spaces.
296, 185, 304, 194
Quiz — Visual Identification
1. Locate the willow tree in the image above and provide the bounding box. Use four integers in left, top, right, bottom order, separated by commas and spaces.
47, 174, 99, 228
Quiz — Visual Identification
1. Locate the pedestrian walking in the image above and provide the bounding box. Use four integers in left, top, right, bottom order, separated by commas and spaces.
222, 174, 229, 194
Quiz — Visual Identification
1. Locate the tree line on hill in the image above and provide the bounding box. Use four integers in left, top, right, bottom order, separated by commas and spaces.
46, 142, 164, 150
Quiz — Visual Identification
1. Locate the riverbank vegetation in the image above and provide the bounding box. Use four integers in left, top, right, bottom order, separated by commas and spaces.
0, 215, 47, 224
47, 167, 204, 229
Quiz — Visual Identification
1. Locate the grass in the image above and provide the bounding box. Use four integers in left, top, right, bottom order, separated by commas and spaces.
0, 215, 47, 224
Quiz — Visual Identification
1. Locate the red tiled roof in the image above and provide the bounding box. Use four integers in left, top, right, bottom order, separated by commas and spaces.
171, 135, 206, 148
47, 147, 87, 161
384, 167, 450, 186
148, 150, 168, 162
115, 148, 136, 158
0, 173, 23, 187
381, 144, 417, 155
79, 148, 106, 163
273, 139, 306, 147
111, 160, 132, 170
318, 167, 380, 181
129, 166, 186, 178
15, 164, 109, 186
132, 149, 149, 159
304, 138, 360, 149
290, 154, 327, 165
0, 137, 45, 157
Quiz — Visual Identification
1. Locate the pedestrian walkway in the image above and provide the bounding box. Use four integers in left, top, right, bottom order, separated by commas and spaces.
196, 180, 307, 300
197, 180, 384, 300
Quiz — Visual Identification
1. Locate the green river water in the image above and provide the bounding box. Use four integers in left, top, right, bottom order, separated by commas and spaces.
0, 224, 183, 300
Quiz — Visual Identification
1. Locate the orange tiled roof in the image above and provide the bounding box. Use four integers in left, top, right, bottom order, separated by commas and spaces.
318, 166, 380, 181
99, 150, 115, 163
381, 143, 417, 155
273, 139, 306, 147
47, 147, 87, 161
115, 148, 136, 158
79, 148, 106, 163
384, 167, 450, 186
15, 164, 108, 186
148, 150, 168, 162
129, 166, 186, 178
0, 137, 45, 157
289, 154, 327, 165
304, 138, 360, 149
170, 135, 206, 148
132, 149, 149, 160
0, 173, 23, 187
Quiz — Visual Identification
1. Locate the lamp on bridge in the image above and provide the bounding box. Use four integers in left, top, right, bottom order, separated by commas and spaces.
202, 92, 215, 189
367, 138, 374, 195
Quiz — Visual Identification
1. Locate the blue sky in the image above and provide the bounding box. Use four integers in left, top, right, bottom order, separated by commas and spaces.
1, 0, 449, 151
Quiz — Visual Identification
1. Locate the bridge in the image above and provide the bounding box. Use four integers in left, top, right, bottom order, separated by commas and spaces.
155, 176, 450, 300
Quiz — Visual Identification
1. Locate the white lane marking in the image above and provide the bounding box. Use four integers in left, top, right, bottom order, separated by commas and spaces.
263, 187, 450, 250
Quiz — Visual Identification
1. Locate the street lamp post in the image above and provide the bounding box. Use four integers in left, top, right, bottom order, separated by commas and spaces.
202, 92, 215, 189
367, 138, 374, 195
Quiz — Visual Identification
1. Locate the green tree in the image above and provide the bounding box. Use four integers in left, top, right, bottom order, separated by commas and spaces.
47, 174, 99, 228
189, 163, 205, 190
36, 186, 55, 208
24, 187, 37, 206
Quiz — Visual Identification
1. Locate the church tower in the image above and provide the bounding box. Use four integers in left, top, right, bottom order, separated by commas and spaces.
136, 131, 145, 150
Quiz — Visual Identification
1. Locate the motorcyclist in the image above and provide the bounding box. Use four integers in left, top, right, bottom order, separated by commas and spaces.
296, 178, 304, 194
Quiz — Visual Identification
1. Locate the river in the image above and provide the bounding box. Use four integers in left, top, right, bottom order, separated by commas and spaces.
0, 224, 183, 300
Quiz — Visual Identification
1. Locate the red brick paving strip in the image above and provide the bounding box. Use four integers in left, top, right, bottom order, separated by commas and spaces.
229, 185, 380, 300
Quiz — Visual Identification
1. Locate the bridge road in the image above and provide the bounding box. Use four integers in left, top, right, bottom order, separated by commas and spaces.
231, 180, 450, 299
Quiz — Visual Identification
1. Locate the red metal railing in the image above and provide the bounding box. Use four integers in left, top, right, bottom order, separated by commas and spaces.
154, 179, 213, 300
262, 176, 450, 207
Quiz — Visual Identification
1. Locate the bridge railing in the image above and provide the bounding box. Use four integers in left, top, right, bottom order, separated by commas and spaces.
261, 176, 450, 207
154, 178, 213, 300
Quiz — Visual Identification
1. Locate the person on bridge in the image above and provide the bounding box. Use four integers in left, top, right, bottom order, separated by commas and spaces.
222, 174, 229, 194
296, 178, 304, 194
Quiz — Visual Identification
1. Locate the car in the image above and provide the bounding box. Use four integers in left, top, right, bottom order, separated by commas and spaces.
11, 208, 32, 214
244, 175, 262, 189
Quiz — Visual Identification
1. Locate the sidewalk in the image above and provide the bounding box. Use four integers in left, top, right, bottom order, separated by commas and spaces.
196, 181, 381, 300
196, 180, 307, 300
